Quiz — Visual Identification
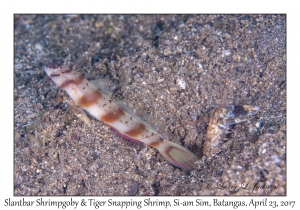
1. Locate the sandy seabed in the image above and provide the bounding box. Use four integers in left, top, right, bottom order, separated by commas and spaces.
14, 14, 286, 195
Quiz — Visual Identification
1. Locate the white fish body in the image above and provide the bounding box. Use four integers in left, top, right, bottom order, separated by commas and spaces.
45, 60, 199, 171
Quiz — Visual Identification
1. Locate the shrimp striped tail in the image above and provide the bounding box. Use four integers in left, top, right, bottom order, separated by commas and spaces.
157, 140, 199, 171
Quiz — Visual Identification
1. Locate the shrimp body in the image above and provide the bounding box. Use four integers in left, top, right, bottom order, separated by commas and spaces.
203, 105, 259, 156
45, 60, 199, 171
